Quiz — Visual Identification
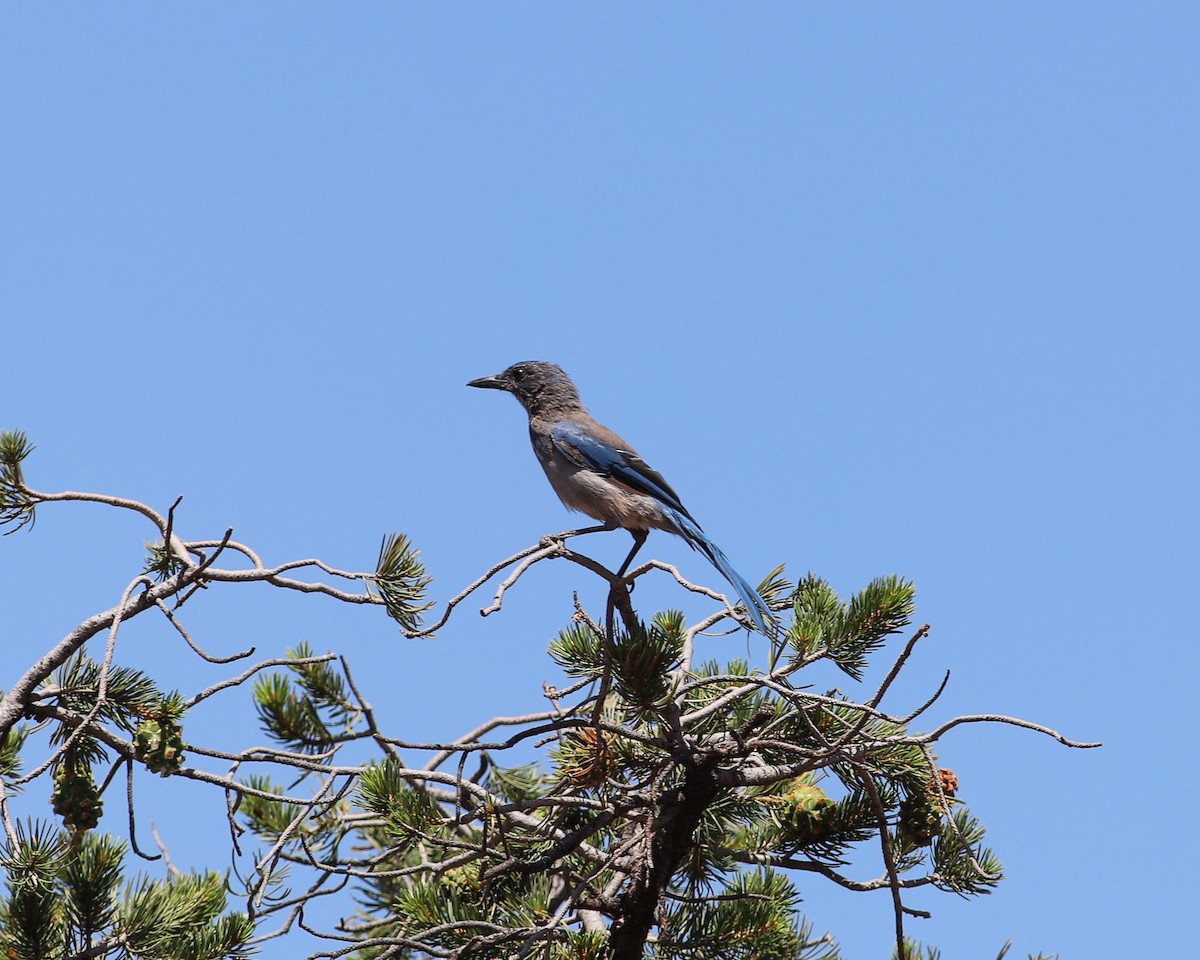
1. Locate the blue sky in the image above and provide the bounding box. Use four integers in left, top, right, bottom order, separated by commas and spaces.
3, 4, 1196, 956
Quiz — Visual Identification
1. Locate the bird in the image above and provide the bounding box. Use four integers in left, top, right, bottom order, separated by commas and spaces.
467, 361, 774, 634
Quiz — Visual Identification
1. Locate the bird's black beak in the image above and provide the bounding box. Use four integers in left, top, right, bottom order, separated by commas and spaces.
467, 373, 509, 391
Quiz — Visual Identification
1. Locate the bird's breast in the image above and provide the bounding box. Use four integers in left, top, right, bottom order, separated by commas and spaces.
538, 447, 672, 532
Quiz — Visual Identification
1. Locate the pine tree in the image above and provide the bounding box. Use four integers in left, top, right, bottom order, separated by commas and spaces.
0, 430, 1097, 958
0, 822, 253, 960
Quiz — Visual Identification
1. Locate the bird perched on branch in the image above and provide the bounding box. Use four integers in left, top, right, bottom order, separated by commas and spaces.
468, 361, 775, 634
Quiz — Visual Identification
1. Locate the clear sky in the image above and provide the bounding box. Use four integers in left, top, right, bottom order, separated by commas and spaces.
3, 4, 1196, 957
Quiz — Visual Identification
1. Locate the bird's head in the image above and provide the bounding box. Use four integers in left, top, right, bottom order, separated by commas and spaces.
467, 361, 583, 415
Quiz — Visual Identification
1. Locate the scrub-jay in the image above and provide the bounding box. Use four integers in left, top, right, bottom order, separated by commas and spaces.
468, 361, 774, 634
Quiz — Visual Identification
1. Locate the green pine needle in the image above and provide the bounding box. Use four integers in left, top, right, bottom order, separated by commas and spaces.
0, 820, 68, 958
252, 672, 337, 756
143, 539, 186, 582
785, 575, 915, 680
118, 870, 253, 960
757, 563, 793, 605
486, 762, 552, 804
50, 652, 164, 738
547, 622, 606, 678
0, 721, 30, 782
371, 532, 434, 633
1, 823, 250, 960
931, 807, 1004, 895
0, 430, 36, 533
659, 869, 817, 960
237, 775, 297, 840
61, 832, 126, 938
358, 759, 445, 847
609, 612, 686, 713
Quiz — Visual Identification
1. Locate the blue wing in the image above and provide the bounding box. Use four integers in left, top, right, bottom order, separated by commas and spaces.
549, 419, 775, 636
549, 420, 693, 519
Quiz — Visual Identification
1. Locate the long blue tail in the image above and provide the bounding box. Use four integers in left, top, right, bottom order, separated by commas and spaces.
665, 508, 776, 636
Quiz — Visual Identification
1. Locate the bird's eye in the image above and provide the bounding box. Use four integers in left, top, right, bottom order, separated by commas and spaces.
512, 367, 526, 380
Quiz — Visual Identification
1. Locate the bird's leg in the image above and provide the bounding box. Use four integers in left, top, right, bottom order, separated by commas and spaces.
593, 530, 643, 731
601, 528, 647, 649
600, 528, 646, 646
615, 528, 648, 582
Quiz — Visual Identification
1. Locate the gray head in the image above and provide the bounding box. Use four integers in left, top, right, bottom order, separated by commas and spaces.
467, 361, 584, 416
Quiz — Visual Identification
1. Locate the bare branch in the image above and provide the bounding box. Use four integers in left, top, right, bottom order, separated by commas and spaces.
154, 598, 255, 664
924, 713, 1102, 749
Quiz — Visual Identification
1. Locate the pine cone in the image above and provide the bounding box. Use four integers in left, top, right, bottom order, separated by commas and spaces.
52, 762, 103, 833
135, 717, 186, 776
780, 780, 836, 843
898, 790, 941, 847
